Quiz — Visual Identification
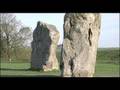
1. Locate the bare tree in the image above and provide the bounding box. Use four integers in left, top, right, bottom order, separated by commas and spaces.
19, 27, 32, 47
0, 13, 32, 62
12, 27, 32, 60
0, 13, 22, 62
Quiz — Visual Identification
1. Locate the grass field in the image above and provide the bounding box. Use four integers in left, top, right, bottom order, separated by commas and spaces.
0, 63, 60, 77
0, 63, 119, 77
0, 48, 120, 77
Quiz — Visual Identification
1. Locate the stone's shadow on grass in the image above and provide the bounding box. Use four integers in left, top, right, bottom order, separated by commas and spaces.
0, 67, 61, 77
1, 75, 60, 77
0, 68, 60, 72
0, 68, 30, 71
0, 68, 46, 71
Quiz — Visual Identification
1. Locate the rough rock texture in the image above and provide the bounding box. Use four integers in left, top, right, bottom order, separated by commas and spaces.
61, 13, 101, 77
31, 21, 60, 71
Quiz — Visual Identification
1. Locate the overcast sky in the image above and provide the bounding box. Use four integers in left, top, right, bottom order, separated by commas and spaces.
15, 13, 119, 48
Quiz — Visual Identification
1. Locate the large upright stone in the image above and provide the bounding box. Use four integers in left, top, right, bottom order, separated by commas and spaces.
31, 21, 60, 71
61, 13, 101, 77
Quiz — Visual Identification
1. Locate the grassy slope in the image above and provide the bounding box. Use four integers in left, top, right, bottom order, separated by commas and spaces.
97, 48, 120, 64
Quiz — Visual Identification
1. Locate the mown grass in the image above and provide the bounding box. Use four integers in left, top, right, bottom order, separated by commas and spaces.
95, 63, 119, 77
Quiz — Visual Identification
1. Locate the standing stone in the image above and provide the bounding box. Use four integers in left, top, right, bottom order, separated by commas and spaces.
61, 13, 101, 77
31, 21, 60, 71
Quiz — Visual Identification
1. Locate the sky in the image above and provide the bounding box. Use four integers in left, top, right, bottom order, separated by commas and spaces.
15, 13, 119, 48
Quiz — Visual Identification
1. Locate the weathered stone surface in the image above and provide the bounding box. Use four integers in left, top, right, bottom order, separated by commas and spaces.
31, 21, 60, 71
61, 13, 101, 77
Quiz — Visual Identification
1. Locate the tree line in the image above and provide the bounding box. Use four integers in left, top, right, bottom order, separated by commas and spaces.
0, 13, 32, 62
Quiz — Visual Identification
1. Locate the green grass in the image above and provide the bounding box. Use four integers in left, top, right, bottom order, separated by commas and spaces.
94, 63, 119, 77
0, 62, 119, 77
0, 63, 60, 77
97, 48, 120, 64
0, 48, 119, 77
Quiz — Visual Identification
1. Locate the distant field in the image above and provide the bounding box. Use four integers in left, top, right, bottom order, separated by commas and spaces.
0, 48, 120, 77
96, 48, 120, 64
